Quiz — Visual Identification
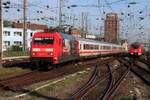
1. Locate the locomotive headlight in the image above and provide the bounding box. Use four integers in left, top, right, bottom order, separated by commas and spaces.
32, 52, 36, 55
138, 49, 141, 52
45, 48, 53, 52
48, 52, 53, 56
138, 53, 141, 55
32, 48, 40, 52
50, 52, 53, 56
54, 57, 57, 60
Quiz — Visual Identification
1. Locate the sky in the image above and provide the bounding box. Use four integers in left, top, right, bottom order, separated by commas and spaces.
2, 0, 150, 43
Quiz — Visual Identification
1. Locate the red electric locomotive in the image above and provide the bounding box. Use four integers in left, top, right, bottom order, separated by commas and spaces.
31, 32, 78, 67
129, 42, 143, 56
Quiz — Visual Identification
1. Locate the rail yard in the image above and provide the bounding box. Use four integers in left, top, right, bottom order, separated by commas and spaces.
0, 52, 149, 100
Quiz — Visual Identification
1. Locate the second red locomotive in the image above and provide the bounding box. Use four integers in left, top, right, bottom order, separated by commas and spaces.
129, 42, 143, 56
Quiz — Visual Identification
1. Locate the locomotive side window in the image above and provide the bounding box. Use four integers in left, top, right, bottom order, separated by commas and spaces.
34, 37, 54, 44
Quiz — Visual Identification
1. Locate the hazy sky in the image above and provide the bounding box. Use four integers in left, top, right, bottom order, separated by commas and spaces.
2, 0, 150, 43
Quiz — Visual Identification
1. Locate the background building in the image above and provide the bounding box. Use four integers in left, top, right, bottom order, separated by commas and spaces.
121, 39, 128, 51
69, 27, 82, 38
104, 13, 119, 43
2, 22, 48, 51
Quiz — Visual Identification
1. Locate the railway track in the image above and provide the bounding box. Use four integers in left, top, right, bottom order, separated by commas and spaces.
68, 58, 130, 100
0, 57, 115, 91
118, 57, 150, 86
138, 54, 150, 67
67, 66, 101, 100
144, 52, 150, 64
1, 53, 127, 67
99, 64, 113, 100
130, 60, 150, 86
2, 56, 30, 67
137, 58, 150, 67
100, 63, 130, 100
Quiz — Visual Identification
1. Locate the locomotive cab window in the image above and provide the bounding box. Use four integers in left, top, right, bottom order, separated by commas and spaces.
34, 37, 54, 44
132, 43, 139, 49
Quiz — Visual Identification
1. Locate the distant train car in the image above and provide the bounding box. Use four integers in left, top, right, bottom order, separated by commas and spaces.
31, 32, 125, 68
129, 42, 143, 56
75, 38, 124, 57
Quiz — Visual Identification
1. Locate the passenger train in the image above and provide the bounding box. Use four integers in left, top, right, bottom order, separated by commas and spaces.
31, 32, 125, 68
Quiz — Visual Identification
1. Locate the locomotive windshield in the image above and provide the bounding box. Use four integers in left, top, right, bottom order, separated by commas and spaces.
132, 42, 139, 49
34, 37, 54, 44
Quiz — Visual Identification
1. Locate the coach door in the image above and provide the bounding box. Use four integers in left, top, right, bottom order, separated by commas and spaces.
62, 39, 70, 56
75, 40, 79, 56
70, 40, 76, 56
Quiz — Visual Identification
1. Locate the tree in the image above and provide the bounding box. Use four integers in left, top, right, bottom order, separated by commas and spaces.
3, 20, 12, 27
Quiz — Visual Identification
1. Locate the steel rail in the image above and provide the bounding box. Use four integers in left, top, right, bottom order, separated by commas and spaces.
118, 57, 150, 86
67, 65, 122, 100
67, 66, 100, 100
99, 64, 113, 100
100, 64, 130, 100
131, 61, 150, 86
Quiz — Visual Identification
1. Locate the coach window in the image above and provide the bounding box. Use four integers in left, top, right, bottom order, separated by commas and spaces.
84, 44, 87, 50
105, 46, 107, 49
107, 46, 109, 50
113, 47, 116, 49
84, 44, 88, 50
103, 46, 105, 50
83, 44, 85, 49
94, 45, 96, 49
96, 45, 99, 49
88, 44, 90, 50
87, 44, 89, 49
80, 44, 82, 50
107, 46, 111, 50
92, 45, 94, 49
63, 39, 65, 47
89, 45, 92, 49
101, 46, 103, 50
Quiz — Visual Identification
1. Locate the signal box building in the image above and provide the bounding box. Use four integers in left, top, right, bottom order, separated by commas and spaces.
104, 13, 119, 43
